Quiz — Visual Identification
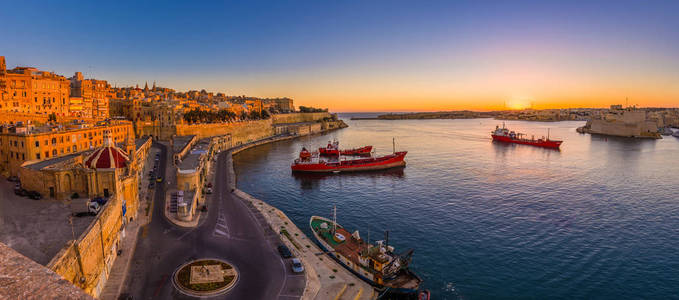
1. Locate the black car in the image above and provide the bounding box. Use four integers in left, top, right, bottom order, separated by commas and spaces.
277, 245, 292, 258
27, 191, 42, 200
7, 176, 19, 182
14, 188, 28, 196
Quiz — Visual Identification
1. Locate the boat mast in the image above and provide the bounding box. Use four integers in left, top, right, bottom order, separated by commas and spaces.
547, 128, 550, 141
332, 205, 337, 235
392, 137, 395, 154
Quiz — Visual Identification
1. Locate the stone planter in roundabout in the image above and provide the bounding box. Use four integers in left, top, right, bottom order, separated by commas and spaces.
172, 258, 239, 297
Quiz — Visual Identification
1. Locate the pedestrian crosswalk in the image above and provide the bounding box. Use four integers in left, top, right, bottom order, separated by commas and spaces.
213, 213, 230, 238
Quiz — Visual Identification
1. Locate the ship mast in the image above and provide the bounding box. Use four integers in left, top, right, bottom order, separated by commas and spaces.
332, 205, 337, 235
392, 137, 395, 154
547, 128, 550, 141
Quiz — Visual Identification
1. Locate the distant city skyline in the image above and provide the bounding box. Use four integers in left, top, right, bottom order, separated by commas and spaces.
2, 0, 678, 112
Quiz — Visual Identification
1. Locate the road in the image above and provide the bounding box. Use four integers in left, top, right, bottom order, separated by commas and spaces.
123, 143, 304, 299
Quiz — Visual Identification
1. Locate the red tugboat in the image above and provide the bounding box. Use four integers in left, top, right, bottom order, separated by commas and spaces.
491, 124, 562, 149
319, 140, 340, 156
319, 141, 373, 156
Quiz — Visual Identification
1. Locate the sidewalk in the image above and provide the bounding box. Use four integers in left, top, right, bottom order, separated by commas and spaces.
99, 146, 161, 300
226, 152, 375, 300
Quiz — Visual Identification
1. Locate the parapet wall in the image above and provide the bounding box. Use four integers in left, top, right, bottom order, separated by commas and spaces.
47, 193, 126, 298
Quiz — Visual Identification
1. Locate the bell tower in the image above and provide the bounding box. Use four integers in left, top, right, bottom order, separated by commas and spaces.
0, 56, 6, 74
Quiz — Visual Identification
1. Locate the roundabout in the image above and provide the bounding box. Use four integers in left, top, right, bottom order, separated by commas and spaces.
172, 258, 239, 297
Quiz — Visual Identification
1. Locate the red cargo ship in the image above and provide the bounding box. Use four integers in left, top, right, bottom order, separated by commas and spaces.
292, 150, 407, 173
319, 141, 373, 156
491, 124, 562, 149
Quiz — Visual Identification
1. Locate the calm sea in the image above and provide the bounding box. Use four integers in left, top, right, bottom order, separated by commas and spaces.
233, 114, 679, 299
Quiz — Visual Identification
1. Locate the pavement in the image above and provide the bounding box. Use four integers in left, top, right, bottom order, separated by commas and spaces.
0, 179, 93, 266
121, 146, 304, 299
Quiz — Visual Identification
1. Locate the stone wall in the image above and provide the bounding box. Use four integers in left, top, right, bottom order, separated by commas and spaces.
176, 119, 274, 145
47, 193, 127, 298
271, 112, 331, 124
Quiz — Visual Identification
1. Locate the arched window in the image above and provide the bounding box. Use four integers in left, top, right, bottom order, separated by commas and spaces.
52, 149, 57, 156
72, 145, 77, 152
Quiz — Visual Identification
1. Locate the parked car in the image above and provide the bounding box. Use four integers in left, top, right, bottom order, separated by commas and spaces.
27, 191, 42, 200
277, 245, 292, 258
156, 176, 163, 183
14, 187, 28, 196
7, 176, 19, 182
291, 258, 304, 273
206, 187, 213, 194
206, 182, 213, 188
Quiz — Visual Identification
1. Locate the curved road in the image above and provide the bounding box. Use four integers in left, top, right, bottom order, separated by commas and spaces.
123, 144, 305, 299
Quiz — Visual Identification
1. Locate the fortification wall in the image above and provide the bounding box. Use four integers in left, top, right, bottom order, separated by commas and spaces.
271, 112, 331, 124
176, 119, 274, 145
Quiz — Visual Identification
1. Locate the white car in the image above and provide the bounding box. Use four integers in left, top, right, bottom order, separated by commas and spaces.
291, 258, 304, 273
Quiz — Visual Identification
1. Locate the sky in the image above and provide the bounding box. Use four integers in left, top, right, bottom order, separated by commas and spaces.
1, 0, 678, 112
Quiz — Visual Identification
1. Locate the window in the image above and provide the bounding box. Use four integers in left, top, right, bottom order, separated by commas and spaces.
72, 145, 77, 152
45, 151, 49, 158
21, 141, 23, 148
44, 140, 48, 146
22, 154, 25, 160
52, 149, 57, 156
36, 153, 41, 159
35, 141, 39, 147
51, 138, 56, 144
10, 152, 13, 158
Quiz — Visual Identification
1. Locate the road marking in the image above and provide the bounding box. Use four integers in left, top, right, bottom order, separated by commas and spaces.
153, 274, 168, 297
214, 229, 228, 236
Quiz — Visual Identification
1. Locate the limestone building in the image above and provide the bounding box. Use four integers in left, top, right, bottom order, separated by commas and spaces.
0, 120, 134, 177
0, 56, 70, 117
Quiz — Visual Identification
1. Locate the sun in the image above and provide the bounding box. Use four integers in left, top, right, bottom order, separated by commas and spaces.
505, 98, 533, 110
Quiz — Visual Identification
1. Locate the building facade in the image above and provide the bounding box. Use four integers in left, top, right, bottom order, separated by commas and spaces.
0, 120, 134, 177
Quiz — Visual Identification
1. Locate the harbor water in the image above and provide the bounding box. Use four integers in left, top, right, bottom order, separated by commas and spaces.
233, 114, 679, 299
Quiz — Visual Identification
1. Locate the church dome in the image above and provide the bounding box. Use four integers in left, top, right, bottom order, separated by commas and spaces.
84, 131, 130, 169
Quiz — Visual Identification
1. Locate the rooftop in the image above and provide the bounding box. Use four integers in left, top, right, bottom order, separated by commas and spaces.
177, 138, 210, 172
23, 152, 85, 171
173, 135, 195, 153
135, 136, 151, 150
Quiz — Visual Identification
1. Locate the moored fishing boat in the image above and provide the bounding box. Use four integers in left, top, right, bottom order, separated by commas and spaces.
310, 207, 422, 294
491, 124, 562, 149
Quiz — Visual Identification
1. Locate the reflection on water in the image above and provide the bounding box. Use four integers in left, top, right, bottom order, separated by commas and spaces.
292, 167, 405, 189
234, 116, 679, 300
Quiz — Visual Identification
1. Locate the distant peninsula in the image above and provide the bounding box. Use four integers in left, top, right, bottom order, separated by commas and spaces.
351, 111, 500, 120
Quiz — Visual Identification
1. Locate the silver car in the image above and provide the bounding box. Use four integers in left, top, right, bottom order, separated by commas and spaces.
291, 258, 304, 273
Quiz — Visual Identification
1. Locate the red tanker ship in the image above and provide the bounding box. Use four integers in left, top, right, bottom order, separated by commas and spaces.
292, 150, 407, 173
491, 124, 562, 149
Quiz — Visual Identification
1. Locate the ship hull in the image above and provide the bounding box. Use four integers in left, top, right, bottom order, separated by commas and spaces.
492, 134, 562, 149
292, 151, 407, 173
309, 216, 419, 294
319, 146, 373, 156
